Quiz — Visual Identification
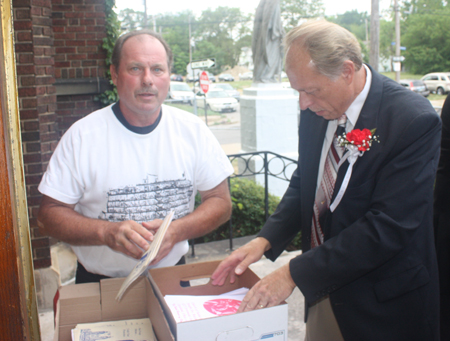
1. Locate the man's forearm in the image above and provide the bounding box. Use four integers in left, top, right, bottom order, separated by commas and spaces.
38, 195, 154, 259
37, 195, 108, 245
167, 180, 232, 244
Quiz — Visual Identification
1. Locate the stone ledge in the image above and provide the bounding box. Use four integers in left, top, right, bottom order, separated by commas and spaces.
55, 77, 112, 96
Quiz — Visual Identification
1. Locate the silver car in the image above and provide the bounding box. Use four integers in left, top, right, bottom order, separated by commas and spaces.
421, 72, 450, 95
399, 79, 430, 97
196, 90, 238, 113
210, 83, 240, 102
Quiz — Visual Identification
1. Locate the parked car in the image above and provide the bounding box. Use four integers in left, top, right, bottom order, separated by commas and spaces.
206, 71, 216, 83
218, 73, 235, 82
398, 79, 430, 97
195, 89, 238, 113
210, 83, 240, 101
421, 72, 450, 95
167, 81, 195, 105
170, 74, 183, 82
186, 74, 199, 82
239, 71, 253, 80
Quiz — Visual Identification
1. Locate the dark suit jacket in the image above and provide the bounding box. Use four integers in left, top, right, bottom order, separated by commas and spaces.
259, 66, 441, 341
434, 94, 450, 340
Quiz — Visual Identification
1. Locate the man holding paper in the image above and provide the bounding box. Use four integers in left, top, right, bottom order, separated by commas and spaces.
212, 20, 440, 340
37, 30, 233, 283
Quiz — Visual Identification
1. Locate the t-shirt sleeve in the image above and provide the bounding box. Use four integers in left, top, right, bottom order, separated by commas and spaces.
38, 126, 84, 205
194, 124, 234, 192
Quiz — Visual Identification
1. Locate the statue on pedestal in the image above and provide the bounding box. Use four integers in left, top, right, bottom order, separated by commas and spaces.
252, 0, 285, 83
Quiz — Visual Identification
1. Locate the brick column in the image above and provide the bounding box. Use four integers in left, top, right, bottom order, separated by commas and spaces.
14, 0, 57, 269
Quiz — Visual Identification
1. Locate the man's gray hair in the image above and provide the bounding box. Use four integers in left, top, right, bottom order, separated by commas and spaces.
111, 29, 173, 72
284, 20, 363, 79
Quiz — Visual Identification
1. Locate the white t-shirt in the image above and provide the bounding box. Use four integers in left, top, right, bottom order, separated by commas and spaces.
38, 103, 234, 277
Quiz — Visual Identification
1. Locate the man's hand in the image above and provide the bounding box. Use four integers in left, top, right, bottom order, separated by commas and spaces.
237, 264, 296, 313
211, 237, 271, 286
142, 218, 177, 265
102, 220, 154, 259
38, 195, 154, 259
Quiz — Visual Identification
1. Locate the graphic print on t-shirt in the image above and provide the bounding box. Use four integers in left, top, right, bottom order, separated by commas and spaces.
98, 174, 193, 223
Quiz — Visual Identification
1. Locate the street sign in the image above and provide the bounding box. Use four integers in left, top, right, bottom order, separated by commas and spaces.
392, 56, 405, 62
393, 62, 401, 72
191, 58, 216, 69
200, 71, 210, 94
391, 42, 407, 50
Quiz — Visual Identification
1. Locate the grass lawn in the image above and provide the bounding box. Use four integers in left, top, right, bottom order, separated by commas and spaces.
166, 102, 223, 116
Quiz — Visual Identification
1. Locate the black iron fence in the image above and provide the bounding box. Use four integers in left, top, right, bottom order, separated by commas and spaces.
190, 151, 297, 257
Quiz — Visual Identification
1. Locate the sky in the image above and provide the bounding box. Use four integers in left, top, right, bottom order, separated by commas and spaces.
114, 0, 392, 17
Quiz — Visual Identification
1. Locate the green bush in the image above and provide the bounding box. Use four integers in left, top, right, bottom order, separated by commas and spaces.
193, 177, 302, 250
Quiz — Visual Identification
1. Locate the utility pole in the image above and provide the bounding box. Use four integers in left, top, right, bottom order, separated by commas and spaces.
370, 0, 380, 71
188, 15, 192, 63
143, 0, 147, 28
394, 0, 401, 82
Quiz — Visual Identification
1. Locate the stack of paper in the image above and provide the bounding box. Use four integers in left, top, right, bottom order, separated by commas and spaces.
164, 288, 249, 323
71, 318, 155, 341
116, 211, 175, 301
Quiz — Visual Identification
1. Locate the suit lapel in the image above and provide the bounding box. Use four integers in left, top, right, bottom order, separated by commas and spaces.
332, 65, 383, 202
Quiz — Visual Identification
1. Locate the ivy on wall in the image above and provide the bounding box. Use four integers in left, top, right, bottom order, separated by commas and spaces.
95, 0, 121, 106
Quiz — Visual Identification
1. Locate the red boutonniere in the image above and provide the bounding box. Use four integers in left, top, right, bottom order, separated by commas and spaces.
337, 128, 379, 152
330, 128, 379, 212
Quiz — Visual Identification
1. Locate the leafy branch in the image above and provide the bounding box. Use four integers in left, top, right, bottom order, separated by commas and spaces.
95, 0, 121, 106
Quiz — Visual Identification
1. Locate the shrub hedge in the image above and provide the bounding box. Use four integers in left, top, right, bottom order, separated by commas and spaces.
193, 177, 302, 250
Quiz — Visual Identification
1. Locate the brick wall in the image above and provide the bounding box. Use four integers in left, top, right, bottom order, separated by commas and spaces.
14, 0, 57, 269
52, 0, 107, 137
13, 0, 108, 269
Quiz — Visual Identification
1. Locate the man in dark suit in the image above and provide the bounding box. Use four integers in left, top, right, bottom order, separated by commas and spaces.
212, 20, 441, 340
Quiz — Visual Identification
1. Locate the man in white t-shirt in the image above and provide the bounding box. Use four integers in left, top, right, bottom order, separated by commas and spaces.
37, 30, 234, 283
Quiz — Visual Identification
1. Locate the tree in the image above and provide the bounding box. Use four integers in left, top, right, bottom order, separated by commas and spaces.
118, 9, 145, 32
379, 19, 395, 63
157, 11, 195, 75
194, 7, 252, 71
280, 0, 325, 31
327, 10, 370, 64
328, 10, 369, 42
402, 9, 450, 73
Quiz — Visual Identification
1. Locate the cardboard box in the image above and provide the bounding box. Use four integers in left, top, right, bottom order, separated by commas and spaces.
54, 276, 155, 341
148, 260, 288, 341
54, 260, 288, 341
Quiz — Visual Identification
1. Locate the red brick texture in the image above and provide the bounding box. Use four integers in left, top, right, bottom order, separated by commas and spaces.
13, 0, 107, 269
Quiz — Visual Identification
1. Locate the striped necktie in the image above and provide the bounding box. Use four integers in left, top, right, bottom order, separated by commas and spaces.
311, 114, 347, 248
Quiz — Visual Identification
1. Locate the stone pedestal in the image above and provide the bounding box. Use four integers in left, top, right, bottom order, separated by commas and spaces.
239, 83, 299, 197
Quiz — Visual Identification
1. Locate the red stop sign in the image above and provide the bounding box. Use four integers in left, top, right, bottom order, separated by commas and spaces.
200, 71, 210, 94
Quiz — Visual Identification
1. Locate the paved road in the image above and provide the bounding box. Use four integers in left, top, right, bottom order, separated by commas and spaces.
206, 106, 242, 154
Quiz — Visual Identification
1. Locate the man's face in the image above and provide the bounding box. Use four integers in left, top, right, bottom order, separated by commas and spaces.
285, 44, 352, 121
111, 34, 170, 126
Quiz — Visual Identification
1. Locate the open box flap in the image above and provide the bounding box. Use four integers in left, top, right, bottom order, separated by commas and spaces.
146, 272, 176, 340
149, 260, 261, 296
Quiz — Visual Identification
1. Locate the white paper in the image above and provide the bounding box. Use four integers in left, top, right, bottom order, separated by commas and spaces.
116, 210, 174, 301
71, 318, 155, 341
164, 288, 249, 323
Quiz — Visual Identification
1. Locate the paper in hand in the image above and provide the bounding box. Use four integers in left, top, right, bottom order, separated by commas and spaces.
116, 210, 175, 301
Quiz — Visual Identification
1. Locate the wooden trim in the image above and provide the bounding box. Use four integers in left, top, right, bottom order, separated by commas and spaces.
0, 0, 40, 339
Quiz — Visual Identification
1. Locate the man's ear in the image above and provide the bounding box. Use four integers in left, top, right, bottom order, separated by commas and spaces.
110, 64, 118, 86
342, 60, 355, 84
